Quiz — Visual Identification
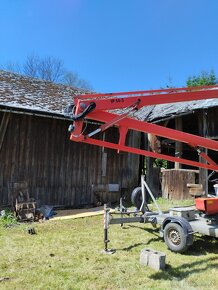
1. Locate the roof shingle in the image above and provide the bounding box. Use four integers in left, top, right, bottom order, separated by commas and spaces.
1, 70, 218, 122
0, 70, 90, 117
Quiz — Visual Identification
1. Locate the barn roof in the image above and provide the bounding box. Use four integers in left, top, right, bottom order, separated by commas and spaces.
136, 97, 218, 122
1, 70, 218, 122
0, 70, 90, 119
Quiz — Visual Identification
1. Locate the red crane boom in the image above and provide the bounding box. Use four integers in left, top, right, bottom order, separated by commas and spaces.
69, 85, 218, 172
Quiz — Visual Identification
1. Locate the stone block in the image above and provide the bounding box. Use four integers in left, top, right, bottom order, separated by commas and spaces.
140, 248, 152, 266
140, 248, 166, 271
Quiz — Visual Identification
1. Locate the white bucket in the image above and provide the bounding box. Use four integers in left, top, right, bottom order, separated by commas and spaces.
214, 184, 218, 196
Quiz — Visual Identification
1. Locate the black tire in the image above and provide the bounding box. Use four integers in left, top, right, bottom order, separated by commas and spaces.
163, 222, 189, 253
131, 187, 149, 212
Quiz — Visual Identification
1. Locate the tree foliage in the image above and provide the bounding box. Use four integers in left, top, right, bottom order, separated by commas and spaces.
22, 54, 65, 82
63, 71, 91, 89
4, 54, 92, 90
186, 70, 217, 87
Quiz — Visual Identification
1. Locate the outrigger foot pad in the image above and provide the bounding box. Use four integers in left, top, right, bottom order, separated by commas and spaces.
100, 249, 116, 255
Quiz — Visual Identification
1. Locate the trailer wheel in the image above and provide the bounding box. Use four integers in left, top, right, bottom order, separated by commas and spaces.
164, 222, 189, 253
131, 187, 149, 212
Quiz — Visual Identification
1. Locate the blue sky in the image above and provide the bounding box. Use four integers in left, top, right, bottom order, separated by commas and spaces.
0, 0, 218, 92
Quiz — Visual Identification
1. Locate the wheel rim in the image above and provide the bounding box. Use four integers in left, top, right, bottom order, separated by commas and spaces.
167, 228, 181, 245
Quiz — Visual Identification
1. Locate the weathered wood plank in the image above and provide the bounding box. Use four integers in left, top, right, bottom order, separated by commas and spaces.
0, 112, 139, 208
0, 112, 10, 152
162, 169, 198, 200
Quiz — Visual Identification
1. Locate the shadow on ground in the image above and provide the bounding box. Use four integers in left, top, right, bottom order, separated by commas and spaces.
117, 224, 218, 255
150, 256, 218, 281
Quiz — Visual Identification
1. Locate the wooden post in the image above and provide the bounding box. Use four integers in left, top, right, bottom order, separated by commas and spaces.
175, 117, 183, 169
199, 110, 208, 194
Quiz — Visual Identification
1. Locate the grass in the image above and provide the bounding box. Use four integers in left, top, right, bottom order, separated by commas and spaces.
0, 198, 218, 290
0, 210, 17, 227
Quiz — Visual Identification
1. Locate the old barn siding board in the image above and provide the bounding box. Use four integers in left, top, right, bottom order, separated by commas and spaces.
67, 142, 75, 205
0, 163, 3, 204
162, 169, 198, 200
26, 116, 33, 187
19, 115, 27, 179
55, 120, 63, 203
0, 112, 139, 208
0, 112, 10, 152
2, 120, 11, 204
10, 115, 19, 182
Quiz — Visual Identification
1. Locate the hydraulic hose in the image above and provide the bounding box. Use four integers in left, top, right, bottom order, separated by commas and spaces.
71, 102, 96, 121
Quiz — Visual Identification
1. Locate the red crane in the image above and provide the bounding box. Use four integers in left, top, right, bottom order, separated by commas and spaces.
69, 85, 218, 172
68, 85, 218, 253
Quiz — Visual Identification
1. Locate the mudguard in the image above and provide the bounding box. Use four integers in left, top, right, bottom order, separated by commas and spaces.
160, 216, 194, 246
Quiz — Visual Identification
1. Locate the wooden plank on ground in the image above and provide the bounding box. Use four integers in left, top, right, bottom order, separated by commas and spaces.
50, 206, 115, 221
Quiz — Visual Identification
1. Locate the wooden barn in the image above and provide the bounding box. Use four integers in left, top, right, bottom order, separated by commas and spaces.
0, 71, 140, 209
1, 70, 217, 208
140, 96, 218, 199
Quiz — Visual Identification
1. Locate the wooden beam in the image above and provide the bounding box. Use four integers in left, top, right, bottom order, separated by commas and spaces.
199, 110, 209, 194
175, 117, 183, 169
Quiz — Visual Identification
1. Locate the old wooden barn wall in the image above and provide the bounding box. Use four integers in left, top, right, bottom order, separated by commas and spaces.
0, 111, 140, 208
148, 107, 218, 199
198, 107, 218, 193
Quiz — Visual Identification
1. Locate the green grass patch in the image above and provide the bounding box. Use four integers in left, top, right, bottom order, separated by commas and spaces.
0, 198, 218, 290
0, 210, 17, 228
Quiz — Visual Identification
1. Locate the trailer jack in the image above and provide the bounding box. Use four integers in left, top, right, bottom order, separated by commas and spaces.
102, 176, 163, 253
102, 204, 116, 254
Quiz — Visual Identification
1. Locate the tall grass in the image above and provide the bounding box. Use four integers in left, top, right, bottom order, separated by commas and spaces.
0, 210, 17, 228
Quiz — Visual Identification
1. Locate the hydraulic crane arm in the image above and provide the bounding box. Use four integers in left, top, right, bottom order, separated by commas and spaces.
69, 85, 218, 172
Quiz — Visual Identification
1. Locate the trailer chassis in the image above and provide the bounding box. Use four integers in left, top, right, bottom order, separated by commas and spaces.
103, 176, 218, 253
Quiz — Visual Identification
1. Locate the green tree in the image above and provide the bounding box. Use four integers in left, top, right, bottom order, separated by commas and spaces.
186, 70, 217, 87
